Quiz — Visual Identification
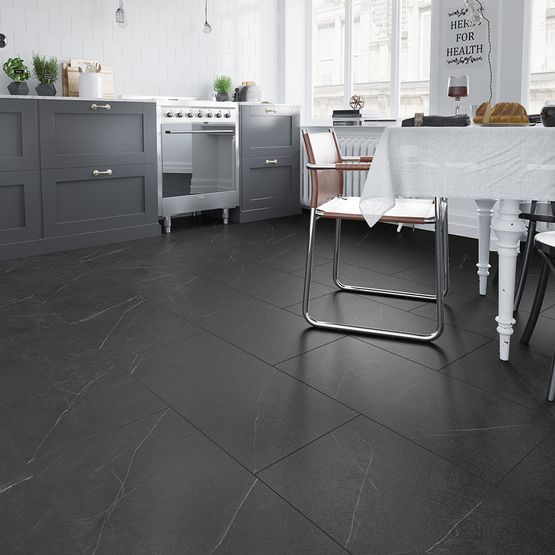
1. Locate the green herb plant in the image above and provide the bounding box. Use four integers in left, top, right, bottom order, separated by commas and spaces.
213, 75, 233, 95
32, 55, 58, 84
3, 57, 30, 81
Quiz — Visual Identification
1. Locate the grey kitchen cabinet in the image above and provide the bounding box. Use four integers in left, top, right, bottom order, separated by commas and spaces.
0, 171, 42, 245
0, 99, 40, 172
39, 100, 156, 169
233, 104, 301, 223
0, 98, 159, 261
240, 156, 300, 217
42, 164, 157, 237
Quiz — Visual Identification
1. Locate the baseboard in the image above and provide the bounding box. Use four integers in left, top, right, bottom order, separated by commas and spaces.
0, 224, 161, 261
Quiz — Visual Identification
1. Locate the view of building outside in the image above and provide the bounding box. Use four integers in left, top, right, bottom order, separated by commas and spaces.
530, 0, 555, 113
311, 0, 431, 120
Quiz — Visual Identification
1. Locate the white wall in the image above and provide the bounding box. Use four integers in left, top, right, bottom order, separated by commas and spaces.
0, 0, 279, 101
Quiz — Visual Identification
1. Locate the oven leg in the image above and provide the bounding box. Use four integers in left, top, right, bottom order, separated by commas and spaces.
164, 216, 171, 234
222, 208, 229, 225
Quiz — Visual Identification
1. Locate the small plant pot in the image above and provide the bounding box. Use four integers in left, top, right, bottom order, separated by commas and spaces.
216, 92, 230, 102
7, 81, 29, 95
35, 83, 57, 96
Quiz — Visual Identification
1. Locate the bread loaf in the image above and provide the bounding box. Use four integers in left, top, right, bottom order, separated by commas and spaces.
488, 102, 529, 124
473, 101, 492, 124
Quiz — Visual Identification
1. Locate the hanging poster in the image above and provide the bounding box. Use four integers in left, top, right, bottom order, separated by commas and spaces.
444, 2, 487, 67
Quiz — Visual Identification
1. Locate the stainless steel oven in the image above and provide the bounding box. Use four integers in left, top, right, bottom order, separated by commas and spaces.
157, 101, 239, 233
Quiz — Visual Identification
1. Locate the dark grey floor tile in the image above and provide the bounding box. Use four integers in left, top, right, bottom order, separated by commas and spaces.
0, 297, 89, 364
157, 277, 342, 365
258, 246, 328, 274
543, 303, 555, 319
134, 334, 356, 471
2, 367, 166, 463
207, 260, 334, 308
287, 291, 490, 370
293, 261, 433, 311
0, 424, 28, 491
442, 341, 555, 414
260, 416, 554, 554
0, 478, 78, 555
412, 292, 501, 339
46, 285, 203, 365
498, 431, 555, 514
33, 410, 343, 555
277, 337, 555, 482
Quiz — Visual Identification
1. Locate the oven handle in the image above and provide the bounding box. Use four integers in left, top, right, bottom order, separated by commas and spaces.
164, 130, 235, 135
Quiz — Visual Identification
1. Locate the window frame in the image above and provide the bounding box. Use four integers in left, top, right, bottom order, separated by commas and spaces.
307, 0, 431, 123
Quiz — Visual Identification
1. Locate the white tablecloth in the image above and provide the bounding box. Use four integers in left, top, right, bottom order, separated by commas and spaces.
360, 126, 555, 226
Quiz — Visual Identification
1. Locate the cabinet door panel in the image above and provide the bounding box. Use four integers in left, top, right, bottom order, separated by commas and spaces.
0, 171, 41, 244
42, 164, 157, 237
0, 100, 39, 172
39, 100, 156, 168
241, 107, 300, 158
241, 156, 300, 211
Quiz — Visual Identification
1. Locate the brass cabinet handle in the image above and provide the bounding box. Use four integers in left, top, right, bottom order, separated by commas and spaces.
91, 103, 111, 111
265, 107, 278, 113
265, 159, 278, 167
92, 169, 113, 176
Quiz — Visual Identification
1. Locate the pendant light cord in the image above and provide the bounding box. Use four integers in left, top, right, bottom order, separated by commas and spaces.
475, 0, 493, 103
205, 0, 208, 22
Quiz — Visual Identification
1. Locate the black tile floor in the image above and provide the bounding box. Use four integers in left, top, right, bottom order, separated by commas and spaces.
1, 213, 554, 554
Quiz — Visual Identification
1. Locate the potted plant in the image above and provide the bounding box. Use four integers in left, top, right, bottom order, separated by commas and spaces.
213, 75, 233, 102
32, 55, 58, 96
3, 57, 30, 95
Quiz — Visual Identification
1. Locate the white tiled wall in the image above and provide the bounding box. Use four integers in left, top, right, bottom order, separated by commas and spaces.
0, 0, 279, 100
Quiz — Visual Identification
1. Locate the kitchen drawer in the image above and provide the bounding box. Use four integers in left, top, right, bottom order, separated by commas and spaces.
0, 99, 40, 172
42, 164, 157, 237
240, 106, 300, 158
39, 100, 156, 169
0, 171, 41, 245
240, 156, 300, 212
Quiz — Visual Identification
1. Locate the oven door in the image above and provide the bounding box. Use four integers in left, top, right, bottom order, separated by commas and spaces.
161, 122, 236, 200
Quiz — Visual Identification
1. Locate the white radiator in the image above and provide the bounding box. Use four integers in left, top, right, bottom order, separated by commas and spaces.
301, 136, 378, 207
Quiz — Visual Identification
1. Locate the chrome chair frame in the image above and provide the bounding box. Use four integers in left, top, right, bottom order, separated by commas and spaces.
302, 180, 448, 342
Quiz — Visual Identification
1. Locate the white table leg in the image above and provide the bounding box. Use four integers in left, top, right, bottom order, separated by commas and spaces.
475, 200, 496, 296
491, 200, 526, 361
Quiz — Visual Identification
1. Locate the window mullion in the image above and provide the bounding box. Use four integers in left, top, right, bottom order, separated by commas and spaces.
390, 0, 401, 119
345, 0, 354, 106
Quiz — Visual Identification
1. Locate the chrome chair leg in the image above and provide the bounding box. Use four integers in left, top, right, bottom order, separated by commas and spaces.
302, 201, 445, 342
441, 198, 450, 296
514, 220, 537, 312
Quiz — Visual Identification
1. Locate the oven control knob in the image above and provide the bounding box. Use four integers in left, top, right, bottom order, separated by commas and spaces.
207, 111, 213, 118
166, 111, 174, 118
224, 111, 231, 118
216, 111, 222, 118
176, 112, 184, 118
187, 111, 194, 118
197, 111, 203, 118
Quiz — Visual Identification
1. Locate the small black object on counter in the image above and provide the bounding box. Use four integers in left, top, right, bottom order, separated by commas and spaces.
402, 114, 470, 127
540, 104, 555, 127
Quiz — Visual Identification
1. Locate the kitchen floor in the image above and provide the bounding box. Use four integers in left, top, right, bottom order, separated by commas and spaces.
1, 214, 554, 555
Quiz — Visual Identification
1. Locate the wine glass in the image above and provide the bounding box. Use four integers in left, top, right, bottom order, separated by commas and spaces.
448, 75, 469, 115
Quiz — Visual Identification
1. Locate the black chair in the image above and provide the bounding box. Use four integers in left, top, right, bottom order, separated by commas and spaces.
519, 231, 555, 402
514, 201, 555, 312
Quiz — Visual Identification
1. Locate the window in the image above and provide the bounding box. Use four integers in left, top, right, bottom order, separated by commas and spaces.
312, 0, 346, 120
310, 0, 432, 121
529, 0, 555, 113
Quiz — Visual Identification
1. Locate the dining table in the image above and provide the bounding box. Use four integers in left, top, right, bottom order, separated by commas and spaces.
360, 125, 555, 361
